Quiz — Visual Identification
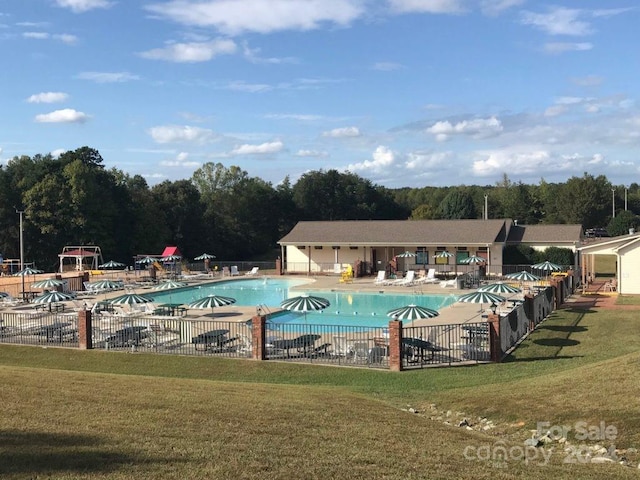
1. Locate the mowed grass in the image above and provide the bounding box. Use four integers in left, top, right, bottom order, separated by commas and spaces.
0, 303, 639, 479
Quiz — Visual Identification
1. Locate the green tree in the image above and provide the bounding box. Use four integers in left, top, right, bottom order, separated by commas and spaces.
554, 173, 611, 227
438, 189, 477, 219
607, 210, 640, 237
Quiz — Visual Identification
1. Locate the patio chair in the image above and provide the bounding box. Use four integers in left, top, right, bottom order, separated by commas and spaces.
373, 270, 386, 285
230, 265, 239, 276
245, 266, 259, 276
416, 268, 438, 284
397, 270, 416, 286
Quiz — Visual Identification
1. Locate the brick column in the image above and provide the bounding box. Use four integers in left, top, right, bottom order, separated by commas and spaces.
77, 309, 92, 350
275, 257, 283, 276
487, 313, 501, 362
387, 320, 403, 372
251, 315, 267, 360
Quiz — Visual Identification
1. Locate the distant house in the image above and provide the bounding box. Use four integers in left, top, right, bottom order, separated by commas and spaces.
278, 219, 583, 275
578, 233, 640, 294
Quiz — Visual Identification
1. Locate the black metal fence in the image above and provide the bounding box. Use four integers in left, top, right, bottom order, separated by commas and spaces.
0, 312, 79, 348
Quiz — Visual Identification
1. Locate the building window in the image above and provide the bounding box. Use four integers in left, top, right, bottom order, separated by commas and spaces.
349, 246, 359, 250
416, 247, 428, 265
314, 246, 323, 250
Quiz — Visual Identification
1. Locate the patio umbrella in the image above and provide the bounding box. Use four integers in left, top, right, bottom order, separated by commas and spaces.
88, 279, 122, 291
194, 253, 216, 261
33, 291, 75, 311
434, 251, 454, 258
0, 292, 9, 298
99, 260, 126, 269
478, 282, 521, 294
396, 251, 416, 258
109, 293, 153, 306
504, 271, 540, 282
460, 255, 485, 265
280, 294, 330, 321
161, 255, 182, 262
387, 304, 439, 321
457, 291, 505, 312
387, 304, 439, 327
530, 260, 562, 272
13, 267, 44, 276
153, 280, 187, 290
188, 294, 236, 316
136, 256, 157, 265
31, 278, 65, 290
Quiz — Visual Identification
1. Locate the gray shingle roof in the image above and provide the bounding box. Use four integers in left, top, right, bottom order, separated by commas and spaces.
506, 224, 583, 244
279, 219, 510, 246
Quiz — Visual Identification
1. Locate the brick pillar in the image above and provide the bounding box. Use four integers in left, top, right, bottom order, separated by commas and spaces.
487, 313, 501, 362
77, 309, 92, 350
251, 315, 267, 360
388, 320, 403, 372
275, 257, 283, 276
549, 278, 562, 308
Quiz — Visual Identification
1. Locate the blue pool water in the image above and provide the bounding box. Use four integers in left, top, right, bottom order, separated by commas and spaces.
148, 278, 458, 327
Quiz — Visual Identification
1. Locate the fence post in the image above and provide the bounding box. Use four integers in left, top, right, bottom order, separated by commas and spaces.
251, 314, 267, 360
388, 320, 403, 371
487, 314, 501, 362
77, 308, 92, 350
275, 257, 283, 275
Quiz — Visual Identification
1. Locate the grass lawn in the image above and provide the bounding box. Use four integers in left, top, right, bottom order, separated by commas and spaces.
0, 304, 638, 479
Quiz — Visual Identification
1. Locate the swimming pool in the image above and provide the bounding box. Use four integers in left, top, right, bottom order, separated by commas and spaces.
148, 278, 458, 328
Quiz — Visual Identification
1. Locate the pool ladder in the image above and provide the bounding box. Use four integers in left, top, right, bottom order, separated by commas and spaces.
256, 304, 272, 316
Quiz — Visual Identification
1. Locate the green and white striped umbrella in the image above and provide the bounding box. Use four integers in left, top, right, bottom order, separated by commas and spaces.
434, 251, 454, 258
460, 255, 486, 265
109, 293, 153, 305
387, 304, 439, 320
188, 294, 236, 314
530, 261, 562, 272
457, 291, 505, 305
504, 271, 540, 281
161, 255, 182, 262
153, 280, 187, 290
136, 256, 157, 265
396, 250, 416, 258
280, 294, 330, 312
31, 278, 65, 289
99, 260, 126, 269
88, 279, 122, 291
478, 283, 521, 294
0, 292, 10, 298
33, 291, 75, 304
13, 267, 44, 276
194, 253, 216, 260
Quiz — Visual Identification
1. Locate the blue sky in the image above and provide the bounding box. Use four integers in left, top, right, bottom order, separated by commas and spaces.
0, 0, 638, 188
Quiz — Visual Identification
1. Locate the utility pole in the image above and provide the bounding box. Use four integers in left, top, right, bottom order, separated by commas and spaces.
612, 188, 616, 218
484, 194, 488, 220
16, 208, 25, 301
625, 187, 628, 211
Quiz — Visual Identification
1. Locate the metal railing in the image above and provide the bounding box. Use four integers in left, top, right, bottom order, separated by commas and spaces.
0, 312, 79, 348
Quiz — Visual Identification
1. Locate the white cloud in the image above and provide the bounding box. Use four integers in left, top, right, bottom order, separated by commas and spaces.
160, 151, 201, 167
426, 116, 503, 140
295, 149, 328, 157
34, 109, 89, 123
22, 31, 78, 44
472, 148, 552, 176
242, 43, 297, 64
387, 0, 467, 15
372, 62, 403, 71
77, 71, 140, 83
521, 7, 592, 36
27, 92, 69, 103
544, 105, 567, 117
544, 42, 592, 54
480, 0, 524, 16
405, 150, 452, 169
145, 0, 363, 35
54, 0, 113, 13
322, 126, 361, 138
230, 140, 284, 155
226, 81, 272, 93
266, 113, 324, 121
346, 145, 396, 173
148, 125, 218, 144
139, 39, 237, 63
50, 149, 67, 158
23, 32, 49, 39
54, 33, 78, 44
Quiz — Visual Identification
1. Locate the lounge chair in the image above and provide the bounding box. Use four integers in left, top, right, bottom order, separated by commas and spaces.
396, 270, 416, 286
373, 270, 386, 285
245, 266, 259, 276
416, 268, 438, 284
230, 265, 239, 276
270, 334, 322, 358
440, 278, 457, 288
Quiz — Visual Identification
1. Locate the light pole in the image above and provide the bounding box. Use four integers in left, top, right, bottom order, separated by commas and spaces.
612, 188, 616, 218
625, 187, 628, 211
484, 194, 488, 220
16, 208, 25, 301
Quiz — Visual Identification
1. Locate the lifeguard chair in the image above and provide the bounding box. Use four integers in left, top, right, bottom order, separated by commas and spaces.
339, 265, 353, 283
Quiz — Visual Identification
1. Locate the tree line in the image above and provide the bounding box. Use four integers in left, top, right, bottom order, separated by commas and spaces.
0, 147, 637, 271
